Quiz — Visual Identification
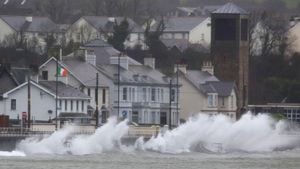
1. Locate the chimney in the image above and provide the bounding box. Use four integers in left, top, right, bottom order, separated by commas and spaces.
144, 57, 155, 69
174, 64, 187, 74
110, 56, 129, 70
108, 17, 116, 23
202, 60, 214, 75
25, 16, 33, 23
85, 49, 96, 66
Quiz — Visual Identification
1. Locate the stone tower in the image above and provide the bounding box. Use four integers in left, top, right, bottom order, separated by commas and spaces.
211, 3, 249, 115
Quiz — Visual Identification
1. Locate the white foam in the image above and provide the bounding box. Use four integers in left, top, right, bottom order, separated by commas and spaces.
16, 117, 129, 155
0, 151, 25, 157
137, 113, 300, 154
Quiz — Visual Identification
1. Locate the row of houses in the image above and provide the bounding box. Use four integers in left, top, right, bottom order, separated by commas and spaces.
0, 38, 237, 127
0, 14, 213, 53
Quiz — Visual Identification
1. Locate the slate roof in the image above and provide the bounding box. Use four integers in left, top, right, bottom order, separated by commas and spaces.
38, 81, 90, 99
62, 57, 111, 87
181, 70, 235, 96
200, 81, 235, 96
82, 16, 144, 33
152, 17, 206, 32
212, 2, 248, 14
0, 0, 35, 8
81, 39, 141, 65
184, 70, 218, 85
0, 15, 58, 32
98, 64, 169, 85
161, 39, 189, 51
0, 67, 19, 96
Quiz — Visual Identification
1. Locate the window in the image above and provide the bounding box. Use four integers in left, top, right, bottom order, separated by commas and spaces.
87, 88, 91, 96
144, 111, 148, 123
132, 88, 135, 102
171, 89, 176, 102
59, 100, 62, 109
76, 100, 79, 111
221, 97, 225, 107
231, 95, 234, 108
71, 100, 73, 111
42, 71, 48, 80
11, 99, 16, 110
82, 101, 84, 111
122, 88, 127, 101
201, 34, 205, 41
161, 89, 164, 102
65, 100, 67, 111
157, 89, 160, 102
241, 19, 248, 41
132, 111, 139, 123
151, 112, 156, 124
208, 94, 213, 107
215, 18, 237, 41
102, 89, 106, 104
142, 88, 147, 101
151, 88, 156, 101
129, 88, 132, 101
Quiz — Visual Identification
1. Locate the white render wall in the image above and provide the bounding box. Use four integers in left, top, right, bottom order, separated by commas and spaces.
189, 17, 211, 47
66, 18, 100, 43
2, 83, 56, 121
0, 18, 16, 44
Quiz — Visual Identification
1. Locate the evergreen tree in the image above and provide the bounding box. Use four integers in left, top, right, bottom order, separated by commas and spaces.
107, 18, 130, 51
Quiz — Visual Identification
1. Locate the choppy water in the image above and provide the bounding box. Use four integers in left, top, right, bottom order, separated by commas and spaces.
1, 150, 300, 169
1, 113, 300, 169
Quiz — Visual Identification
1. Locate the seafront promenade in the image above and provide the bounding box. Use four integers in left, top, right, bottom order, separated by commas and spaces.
0, 124, 161, 151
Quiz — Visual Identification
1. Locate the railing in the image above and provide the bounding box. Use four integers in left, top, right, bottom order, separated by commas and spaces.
0, 125, 161, 138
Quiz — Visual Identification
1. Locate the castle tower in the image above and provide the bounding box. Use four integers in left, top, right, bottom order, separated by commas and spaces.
211, 3, 249, 115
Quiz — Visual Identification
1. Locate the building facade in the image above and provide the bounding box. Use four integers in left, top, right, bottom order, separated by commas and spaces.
211, 3, 250, 115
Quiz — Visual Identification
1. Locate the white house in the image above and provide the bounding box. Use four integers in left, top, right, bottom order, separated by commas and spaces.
0, 15, 62, 53
65, 16, 145, 49
175, 62, 237, 122
97, 57, 179, 126
38, 56, 112, 120
0, 80, 90, 122
151, 17, 211, 51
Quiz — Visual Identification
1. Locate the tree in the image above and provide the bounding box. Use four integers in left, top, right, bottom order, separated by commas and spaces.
107, 18, 130, 51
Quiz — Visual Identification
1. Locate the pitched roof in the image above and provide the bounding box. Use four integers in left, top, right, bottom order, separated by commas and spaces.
81, 39, 141, 65
200, 81, 235, 96
0, 67, 19, 95
185, 70, 218, 85
0, 15, 58, 32
82, 16, 144, 33
212, 2, 248, 14
161, 39, 189, 51
62, 57, 111, 87
152, 17, 207, 32
98, 64, 169, 85
38, 81, 90, 99
182, 70, 235, 96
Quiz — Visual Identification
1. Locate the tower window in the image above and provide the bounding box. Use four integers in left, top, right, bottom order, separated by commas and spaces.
241, 19, 248, 41
215, 18, 236, 41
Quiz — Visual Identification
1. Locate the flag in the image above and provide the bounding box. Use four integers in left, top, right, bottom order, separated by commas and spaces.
57, 67, 68, 77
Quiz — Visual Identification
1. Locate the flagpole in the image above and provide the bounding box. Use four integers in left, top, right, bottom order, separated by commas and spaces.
55, 58, 58, 130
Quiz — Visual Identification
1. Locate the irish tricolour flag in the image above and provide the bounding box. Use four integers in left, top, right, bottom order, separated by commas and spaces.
57, 67, 68, 77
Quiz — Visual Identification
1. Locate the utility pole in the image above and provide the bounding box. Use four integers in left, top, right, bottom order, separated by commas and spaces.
117, 53, 121, 118
169, 79, 172, 130
27, 71, 31, 129
55, 58, 58, 130
95, 73, 99, 128
176, 63, 179, 125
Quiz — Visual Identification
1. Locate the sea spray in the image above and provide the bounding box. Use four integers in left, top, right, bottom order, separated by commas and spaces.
137, 113, 300, 154
16, 125, 75, 155
16, 117, 129, 155
69, 117, 129, 155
